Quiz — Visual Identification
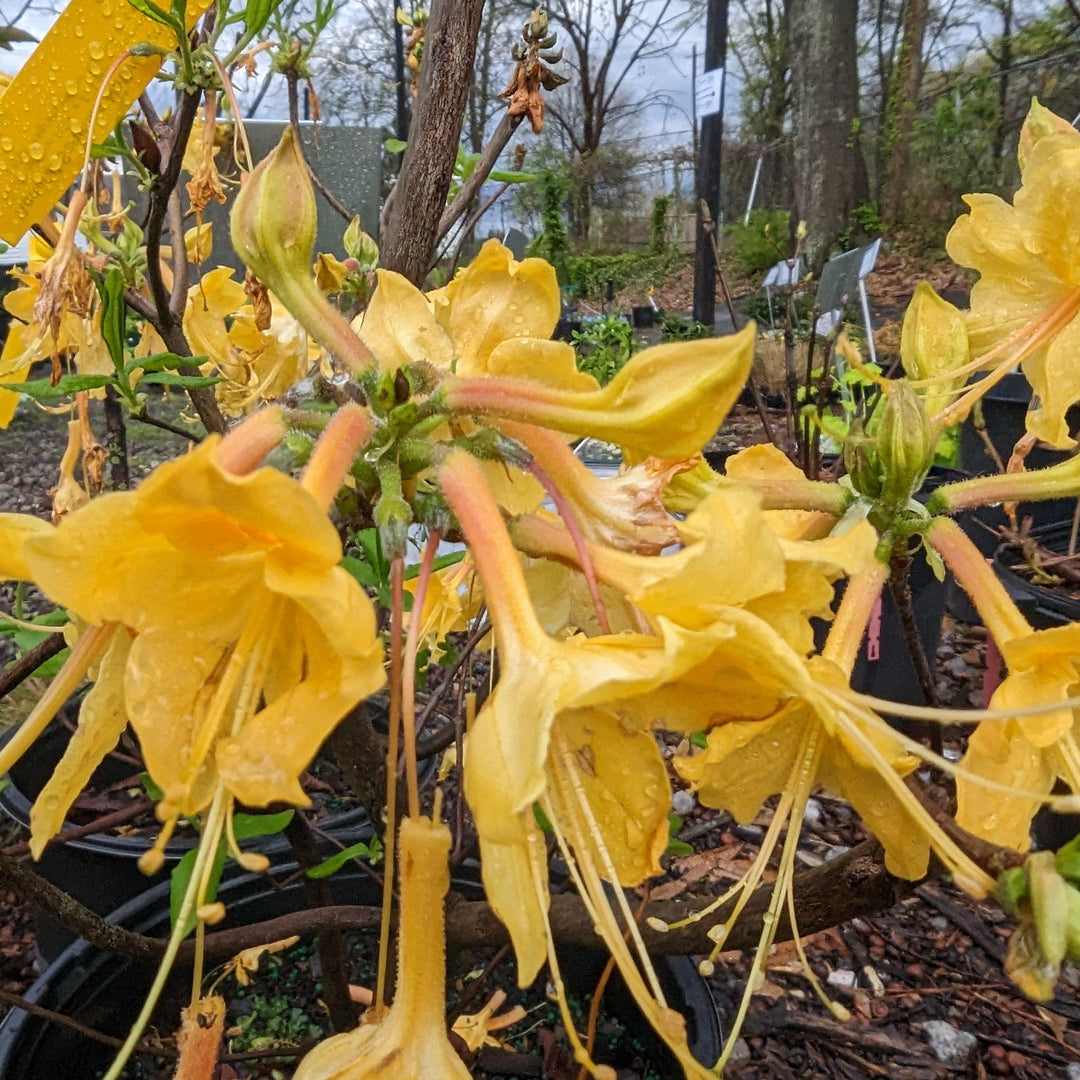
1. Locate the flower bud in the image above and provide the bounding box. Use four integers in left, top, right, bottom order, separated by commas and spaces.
875, 381, 935, 509
843, 423, 883, 502
230, 127, 317, 296
343, 215, 380, 270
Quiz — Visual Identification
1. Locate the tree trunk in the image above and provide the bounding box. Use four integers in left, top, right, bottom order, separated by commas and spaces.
992, 0, 1013, 179
380, 0, 486, 284
881, 0, 929, 223
789, 0, 862, 271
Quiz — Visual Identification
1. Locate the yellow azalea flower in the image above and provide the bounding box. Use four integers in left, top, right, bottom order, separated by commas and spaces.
512, 482, 877, 650
955, 618, 1080, 851
0, 235, 107, 387
293, 816, 472, 1080
0, 0, 212, 244
946, 101, 1080, 447
523, 556, 640, 638
441, 322, 757, 460
926, 516, 1080, 851
185, 222, 215, 265
356, 239, 592, 391
402, 556, 482, 659
500, 419, 687, 554
220, 305, 317, 415
354, 241, 596, 513
0, 407, 385, 857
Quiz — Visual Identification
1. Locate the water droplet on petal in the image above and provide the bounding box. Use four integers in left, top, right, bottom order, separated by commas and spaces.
0, 137, 11, 153
28, 142, 44, 161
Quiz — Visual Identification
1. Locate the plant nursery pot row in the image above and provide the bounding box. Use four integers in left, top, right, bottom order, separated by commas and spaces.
0, 863, 723, 1080
0, 717, 372, 960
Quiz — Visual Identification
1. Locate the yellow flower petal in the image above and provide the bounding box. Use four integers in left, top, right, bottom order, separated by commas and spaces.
900, 282, 970, 417
444, 239, 560, 374
354, 268, 453, 373
554, 707, 671, 885
29, 627, 134, 858
0, 0, 213, 243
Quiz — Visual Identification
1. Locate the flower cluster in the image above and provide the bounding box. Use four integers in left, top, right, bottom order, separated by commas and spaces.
3, 6, 1080, 1075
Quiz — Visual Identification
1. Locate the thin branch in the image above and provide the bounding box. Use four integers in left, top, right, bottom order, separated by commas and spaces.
0, 633, 65, 700
130, 409, 204, 443
437, 109, 524, 245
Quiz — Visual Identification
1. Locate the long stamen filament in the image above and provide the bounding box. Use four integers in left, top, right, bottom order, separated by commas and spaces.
402, 531, 440, 818
557, 733, 667, 1006
716, 728, 823, 1072
818, 689, 994, 895
102, 786, 229, 1080
375, 557, 406, 1010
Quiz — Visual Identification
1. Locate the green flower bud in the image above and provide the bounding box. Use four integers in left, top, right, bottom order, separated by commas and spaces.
343, 215, 380, 271
843, 420, 883, 501
230, 127, 317, 296
1029, 850, 1069, 967
875, 381, 935, 509
1064, 884, 1080, 961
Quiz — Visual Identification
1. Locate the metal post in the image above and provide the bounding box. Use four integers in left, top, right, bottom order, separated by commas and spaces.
693, 0, 728, 327
743, 153, 763, 226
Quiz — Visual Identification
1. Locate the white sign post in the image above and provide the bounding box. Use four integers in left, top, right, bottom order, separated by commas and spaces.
695, 67, 724, 118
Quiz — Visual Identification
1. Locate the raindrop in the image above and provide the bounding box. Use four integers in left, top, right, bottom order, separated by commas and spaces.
89, 63, 103, 76
0, 137, 11, 153
88, 41, 106, 60
73, 24, 84, 37
65, 80, 78, 96
47, 154, 62, 172
28, 143, 44, 161
69, 118, 83, 135
16, 170, 26, 182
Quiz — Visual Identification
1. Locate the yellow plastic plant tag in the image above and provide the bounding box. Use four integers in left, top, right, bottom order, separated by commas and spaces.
0, 0, 213, 244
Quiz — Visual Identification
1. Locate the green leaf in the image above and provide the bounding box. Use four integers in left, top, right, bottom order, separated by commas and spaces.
402, 550, 465, 580
135, 372, 222, 388
0, 374, 115, 400
99, 267, 128, 377
1057, 833, 1080, 882
125, 0, 183, 32
232, 809, 294, 841
995, 866, 1030, 915
341, 555, 379, 590
489, 170, 537, 184
305, 838, 381, 879
690, 731, 708, 750
384, 138, 407, 155
244, 0, 275, 31
533, 803, 553, 833
666, 838, 695, 857
140, 772, 165, 802
170, 840, 227, 936
125, 351, 205, 375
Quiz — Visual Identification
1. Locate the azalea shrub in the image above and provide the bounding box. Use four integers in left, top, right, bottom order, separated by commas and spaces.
3, 4, 1080, 1079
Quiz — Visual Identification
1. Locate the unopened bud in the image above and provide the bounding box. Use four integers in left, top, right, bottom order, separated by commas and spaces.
230, 127, 317, 297
875, 381, 934, 509
343, 215, 380, 270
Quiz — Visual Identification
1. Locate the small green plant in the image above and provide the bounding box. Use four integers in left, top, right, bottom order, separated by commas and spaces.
571, 315, 637, 385
537, 170, 570, 281
660, 313, 711, 341
722, 208, 790, 276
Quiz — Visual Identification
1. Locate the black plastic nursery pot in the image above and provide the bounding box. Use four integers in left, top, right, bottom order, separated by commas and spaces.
992, 519, 1080, 631
631, 305, 656, 329
958, 372, 1078, 554
0, 718, 371, 960
0, 865, 723, 1080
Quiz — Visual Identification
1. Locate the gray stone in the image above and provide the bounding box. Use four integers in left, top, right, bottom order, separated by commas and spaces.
671, 789, 696, 816
1065, 1063, 1080, 1080
727, 1038, 752, 1063
918, 1020, 977, 1066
